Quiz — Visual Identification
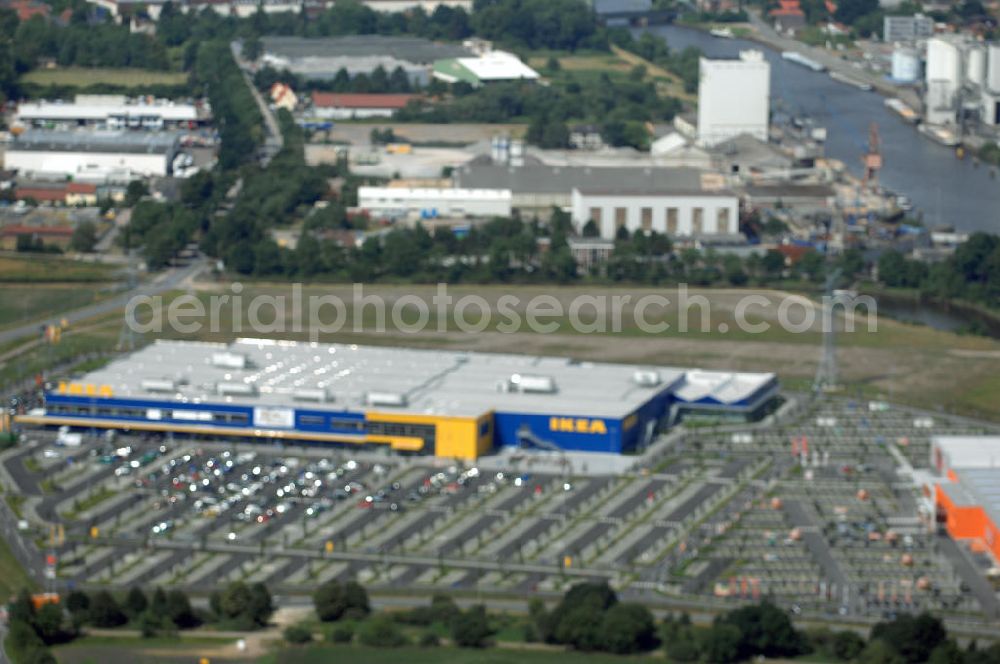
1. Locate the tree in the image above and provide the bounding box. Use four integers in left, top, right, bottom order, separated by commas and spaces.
598, 603, 657, 654
700, 623, 743, 663
834, 0, 878, 24
65, 591, 90, 624
125, 180, 149, 207
70, 221, 97, 253
871, 613, 947, 663
9, 588, 36, 626
313, 580, 348, 622
541, 582, 617, 647
247, 583, 274, 628
124, 587, 148, 620
763, 249, 786, 277
450, 605, 493, 648
859, 639, 906, 664
929, 640, 966, 664
717, 601, 809, 660
213, 582, 270, 629
831, 630, 866, 661
149, 588, 168, 617
284, 624, 312, 644
431, 594, 460, 625
343, 581, 369, 619
88, 591, 127, 628
33, 603, 65, 645
165, 589, 198, 628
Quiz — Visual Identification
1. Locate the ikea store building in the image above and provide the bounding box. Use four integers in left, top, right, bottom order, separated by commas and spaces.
19, 339, 779, 460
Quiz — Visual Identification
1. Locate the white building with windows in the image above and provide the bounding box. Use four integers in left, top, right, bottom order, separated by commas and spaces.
357, 186, 512, 220
570, 187, 740, 238
697, 50, 770, 147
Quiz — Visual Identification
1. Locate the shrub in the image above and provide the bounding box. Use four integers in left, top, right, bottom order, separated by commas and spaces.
358, 617, 407, 647
329, 624, 354, 643
283, 625, 313, 644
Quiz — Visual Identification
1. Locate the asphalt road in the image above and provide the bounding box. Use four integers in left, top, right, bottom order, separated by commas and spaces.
936, 534, 1000, 619
0, 259, 207, 348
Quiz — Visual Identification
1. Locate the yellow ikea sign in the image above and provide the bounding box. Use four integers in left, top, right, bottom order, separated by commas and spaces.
549, 417, 607, 435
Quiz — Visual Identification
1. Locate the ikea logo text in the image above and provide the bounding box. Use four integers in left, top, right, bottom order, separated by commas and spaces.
549, 417, 607, 435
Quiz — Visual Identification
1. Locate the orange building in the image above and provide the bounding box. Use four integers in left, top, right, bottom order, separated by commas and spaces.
931, 436, 1000, 562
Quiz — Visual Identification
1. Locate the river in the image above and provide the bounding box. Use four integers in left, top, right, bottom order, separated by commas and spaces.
641, 24, 1000, 235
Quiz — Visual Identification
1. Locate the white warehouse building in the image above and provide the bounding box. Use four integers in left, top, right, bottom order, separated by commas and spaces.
570, 187, 740, 239
357, 187, 512, 220
4, 131, 182, 179
16, 96, 204, 130
697, 50, 770, 147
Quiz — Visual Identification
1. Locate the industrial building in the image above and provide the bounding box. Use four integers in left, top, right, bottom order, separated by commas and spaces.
260, 35, 471, 86
931, 436, 1000, 562
16, 95, 205, 130
357, 186, 513, 220
18, 339, 779, 460
921, 36, 1000, 127
570, 186, 740, 238
883, 14, 933, 43
697, 51, 770, 147
890, 47, 920, 84
432, 50, 539, 86
4, 131, 182, 179
453, 161, 735, 225
310, 92, 416, 119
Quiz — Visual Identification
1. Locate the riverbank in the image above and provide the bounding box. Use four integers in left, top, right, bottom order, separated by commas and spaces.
865, 287, 1000, 339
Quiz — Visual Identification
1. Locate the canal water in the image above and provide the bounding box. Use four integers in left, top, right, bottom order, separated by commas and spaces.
641, 24, 1000, 234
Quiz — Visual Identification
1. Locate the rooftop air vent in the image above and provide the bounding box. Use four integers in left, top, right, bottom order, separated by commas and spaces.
366, 392, 408, 408
292, 388, 329, 403
509, 374, 556, 394
217, 382, 256, 397
141, 378, 177, 393
633, 370, 661, 387
212, 351, 247, 370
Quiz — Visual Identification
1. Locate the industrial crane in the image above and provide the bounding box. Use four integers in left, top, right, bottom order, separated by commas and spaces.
861, 122, 882, 190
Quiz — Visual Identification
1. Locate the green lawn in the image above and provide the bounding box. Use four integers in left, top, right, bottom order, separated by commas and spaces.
0, 287, 109, 329
258, 645, 649, 664
0, 255, 120, 283
0, 526, 36, 599
21, 67, 188, 88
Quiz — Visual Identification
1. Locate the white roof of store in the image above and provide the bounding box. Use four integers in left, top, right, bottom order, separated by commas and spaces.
671, 370, 777, 405
17, 100, 198, 123
66, 339, 696, 419
456, 51, 539, 81
933, 436, 1000, 469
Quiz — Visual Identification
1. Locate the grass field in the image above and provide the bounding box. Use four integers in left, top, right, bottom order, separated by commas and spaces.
0, 255, 120, 283
258, 645, 648, 664
20, 67, 188, 88
4, 281, 1000, 421
527, 47, 695, 103
162, 282, 1000, 421
0, 285, 113, 329
0, 530, 36, 600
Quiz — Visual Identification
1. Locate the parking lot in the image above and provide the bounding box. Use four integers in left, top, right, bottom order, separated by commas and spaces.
5, 393, 1000, 627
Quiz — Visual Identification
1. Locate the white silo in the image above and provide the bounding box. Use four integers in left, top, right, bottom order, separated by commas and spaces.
925, 37, 961, 88
891, 47, 920, 83
988, 44, 1000, 92
925, 37, 962, 124
967, 44, 986, 87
